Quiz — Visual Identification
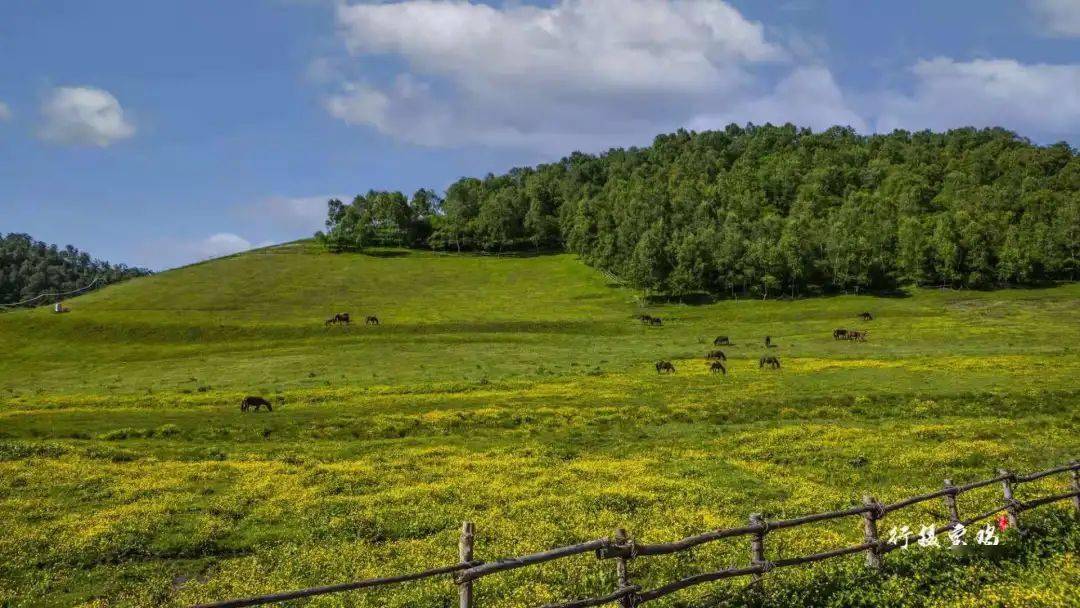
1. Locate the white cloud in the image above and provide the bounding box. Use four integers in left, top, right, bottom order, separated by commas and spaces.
876, 58, 1080, 138
327, 0, 788, 151
336, 0, 782, 91
194, 233, 254, 259
0, 101, 11, 122
319, 1, 1080, 151
136, 232, 261, 270
691, 66, 868, 133
327, 82, 392, 133
38, 86, 135, 147
137, 196, 336, 270
1030, 0, 1080, 36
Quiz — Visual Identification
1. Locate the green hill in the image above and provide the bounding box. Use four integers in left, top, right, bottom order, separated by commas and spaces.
1, 243, 1078, 607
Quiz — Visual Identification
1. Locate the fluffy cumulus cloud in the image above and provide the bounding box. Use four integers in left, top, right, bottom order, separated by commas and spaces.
193, 233, 255, 259
0, 101, 11, 122
136, 232, 257, 270
690, 66, 867, 133
320, 0, 1080, 152
876, 58, 1080, 138
38, 86, 135, 147
1030, 0, 1080, 36
326, 0, 791, 151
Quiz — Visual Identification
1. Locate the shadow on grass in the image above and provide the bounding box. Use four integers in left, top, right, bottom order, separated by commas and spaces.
360, 250, 412, 258
641, 287, 915, 307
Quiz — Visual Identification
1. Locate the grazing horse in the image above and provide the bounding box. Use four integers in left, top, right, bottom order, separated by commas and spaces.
706, 350, 727, 361
713, 336, 731, 346
759, 355, 781, 370
655, 360, 676, 374
648, 317, 662, 326
709, 360, 726, 375
365, 315, 380, 325
847, 330, 868, 342
240, 396, 273, 412
637, 314, 653, 323
764, 335, 772, 348
858, 312, 873, 321
833, 328, 848, 340
325, 312, 350, 326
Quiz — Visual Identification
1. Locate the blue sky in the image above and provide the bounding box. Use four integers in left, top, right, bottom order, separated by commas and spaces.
1, 0, 1078, 270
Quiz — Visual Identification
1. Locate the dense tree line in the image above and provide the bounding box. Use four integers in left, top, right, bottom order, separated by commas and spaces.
319, 124, 1079, 296
0, 233, 151, 306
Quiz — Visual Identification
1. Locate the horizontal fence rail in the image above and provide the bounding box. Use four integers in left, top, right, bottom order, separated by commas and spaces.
192, 460, 1079, 608
191, 561, 481, 608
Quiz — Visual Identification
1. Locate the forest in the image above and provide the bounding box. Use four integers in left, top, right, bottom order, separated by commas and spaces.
0, 233, 150, 306
318, 124, 1079, 296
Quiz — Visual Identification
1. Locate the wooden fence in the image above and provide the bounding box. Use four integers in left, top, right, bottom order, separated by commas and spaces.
192, 461, 1080, 608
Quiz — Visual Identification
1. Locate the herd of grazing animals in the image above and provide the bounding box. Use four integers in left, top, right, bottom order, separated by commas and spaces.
243, 311, 383, 413
325, 312, 381, 326
650, 311, 873, 376
247, 308, 874, 411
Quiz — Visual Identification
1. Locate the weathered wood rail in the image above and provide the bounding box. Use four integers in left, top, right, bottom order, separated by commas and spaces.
192, 460, 1080, 608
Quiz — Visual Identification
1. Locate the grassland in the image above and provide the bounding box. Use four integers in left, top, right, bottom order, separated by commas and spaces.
1, 242, 1078, 607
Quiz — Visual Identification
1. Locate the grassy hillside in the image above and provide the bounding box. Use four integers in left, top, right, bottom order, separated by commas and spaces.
1, 242, 1078, 607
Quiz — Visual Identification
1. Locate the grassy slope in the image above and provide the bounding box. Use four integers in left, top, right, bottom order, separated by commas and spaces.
0, 242, 1078, 607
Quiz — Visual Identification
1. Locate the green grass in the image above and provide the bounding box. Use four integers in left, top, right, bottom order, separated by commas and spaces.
1, 242, 1078, 607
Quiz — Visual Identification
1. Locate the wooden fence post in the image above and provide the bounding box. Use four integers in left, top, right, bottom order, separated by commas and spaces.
613, 528, 633, 608
1071, 462, 1080, 516
861, 495, 882, 569
997, 469, 1020, 532
749, 514, 767, 585
459, 522, 475, 608
942, 480, 960, 526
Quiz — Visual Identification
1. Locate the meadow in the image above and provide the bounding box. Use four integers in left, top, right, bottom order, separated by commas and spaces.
0, 242, 1078, 607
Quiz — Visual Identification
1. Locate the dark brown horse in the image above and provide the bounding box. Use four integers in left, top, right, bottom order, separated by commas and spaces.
325, 312, 350, 326
858, 312, 874, 321
713, 336, 731, 346
759, 355, 781, 370
240, 396, 273, 412
648, 317, 662, 326
709, 360, 726, 375
365, 315, 380, 325
764, 335, 773, 348
706, 350, 727, 361
655, 360, 676, 374
833, 328, 848, 340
